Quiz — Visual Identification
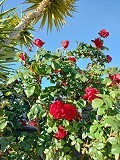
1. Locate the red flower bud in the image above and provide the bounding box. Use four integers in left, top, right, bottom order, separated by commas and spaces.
53, 69, 60, 74
61, 40, 69, 49
21, 120, 27, 126
91, 38, 103, 50
54, 126, 67, 140
62, 82, 68, 87
98, 29, 109, 38
106, 55, 112, 63
33, 38, 45, 48
29, 120, 37, 127
19, 53, 26, 61
68, 57, 76, 63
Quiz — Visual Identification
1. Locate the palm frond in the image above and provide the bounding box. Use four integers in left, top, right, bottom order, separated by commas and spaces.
24, 0, 77, 32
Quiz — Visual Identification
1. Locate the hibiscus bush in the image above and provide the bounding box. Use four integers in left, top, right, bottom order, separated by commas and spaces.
0, 29, 120, 160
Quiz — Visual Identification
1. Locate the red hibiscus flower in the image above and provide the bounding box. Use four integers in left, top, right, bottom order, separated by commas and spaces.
98, 29, 109, 38
19, 53, 26, 61
54, 126, 67, 140
68, 57, 76, 63
49, 100, 65, 119
91, 38, 103, 49
33, 38, 45, 48
64, 103, 77, 121
29, 120, 37, 127
83, 87, 99, 102
61, 40, 69, 49
109, 74, 120, 84
106, 55, 112, 63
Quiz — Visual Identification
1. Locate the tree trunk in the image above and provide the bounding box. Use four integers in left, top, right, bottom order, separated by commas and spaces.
0, 0, 52, 53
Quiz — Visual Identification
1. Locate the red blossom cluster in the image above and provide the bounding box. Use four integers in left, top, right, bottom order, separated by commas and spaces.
109, 74, 120, 84
91, 29, 109, 50
54, 126, 67, 140
49, 100, 78, 121
83, 87, 99, 102
98, 29, 109, 38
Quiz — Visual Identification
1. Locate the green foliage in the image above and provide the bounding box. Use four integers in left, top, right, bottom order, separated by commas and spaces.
0, 33, 120, 160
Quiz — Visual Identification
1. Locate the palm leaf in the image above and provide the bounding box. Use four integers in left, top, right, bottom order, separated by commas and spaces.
24, 0, 77, 31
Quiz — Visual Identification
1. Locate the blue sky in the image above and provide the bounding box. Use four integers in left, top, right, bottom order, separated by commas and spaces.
3, 0, 120, 68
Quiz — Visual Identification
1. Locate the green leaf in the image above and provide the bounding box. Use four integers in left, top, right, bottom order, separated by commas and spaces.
38, 147, 44, 156
108, 137, 118, 144
0, 118, 7, 130
24, 144, 31, 151
102, 77, 112, 86
71, 141, 76, 146
97, 107, 106, 115
90, 125, 97, 134
104, 97, 112, 108
51, 61, 60, 70
92, 98, 103, 108
64, 146, 71, 152
76, 99, 86, 109
96, 150, 104, 160
111, 144, 120, 154
47, 127, 53, 133
116, 114, 120, 120
96, 143, 105, 150
6, 75, 18, 84
75, 143, 80, 152
24, 86, 35, 97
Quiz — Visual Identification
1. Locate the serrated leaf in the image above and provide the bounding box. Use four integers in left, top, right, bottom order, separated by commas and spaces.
47, 127, 53, 133
92, 98, 103, 108
6, 75, 18, 84
24, 86, 35, 97
108, 137, 118, 144
0, 119, 7, 130
90, 125, 97, 134
111, 145, 120, 154
116, 114, 120, 120
75, 143, 80, 152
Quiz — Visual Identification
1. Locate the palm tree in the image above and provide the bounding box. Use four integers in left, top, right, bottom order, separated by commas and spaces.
0, 0, 77, 82
0, 0, 33, 82
0, 0, 77, 53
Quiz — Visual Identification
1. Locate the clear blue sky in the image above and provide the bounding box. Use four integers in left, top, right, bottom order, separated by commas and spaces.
3, 0, 120, 68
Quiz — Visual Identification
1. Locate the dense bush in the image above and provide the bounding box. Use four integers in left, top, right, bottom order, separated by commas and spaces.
0, 30, 120, 160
